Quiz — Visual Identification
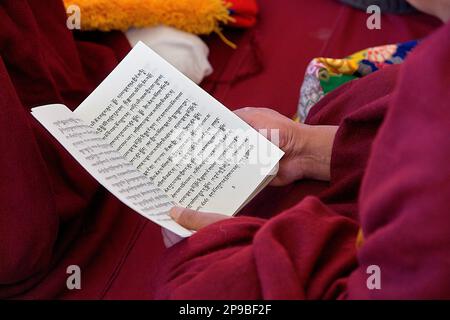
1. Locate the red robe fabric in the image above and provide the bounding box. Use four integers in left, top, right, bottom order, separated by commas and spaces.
0, 0, 445, 299
0, 0, 160, 299
152, 23, 450, 299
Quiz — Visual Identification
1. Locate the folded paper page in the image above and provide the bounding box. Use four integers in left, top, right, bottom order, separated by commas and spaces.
75, 42, 284, 216
32, 104, 192, 237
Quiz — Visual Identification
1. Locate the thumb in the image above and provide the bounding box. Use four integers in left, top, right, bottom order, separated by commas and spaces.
169, 207, 230, 231
234, 108, 258, 129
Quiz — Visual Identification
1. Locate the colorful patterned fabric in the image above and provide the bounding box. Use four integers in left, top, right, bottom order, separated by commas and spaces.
297, 40, 419, 122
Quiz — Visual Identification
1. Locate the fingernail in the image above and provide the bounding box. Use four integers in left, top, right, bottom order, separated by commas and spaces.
169, 207, 183, 221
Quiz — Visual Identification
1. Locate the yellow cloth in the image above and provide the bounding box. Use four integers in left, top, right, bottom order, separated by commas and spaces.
64, 0, 233, 35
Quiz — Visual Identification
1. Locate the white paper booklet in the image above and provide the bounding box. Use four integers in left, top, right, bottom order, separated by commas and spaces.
31, 42, 284, 237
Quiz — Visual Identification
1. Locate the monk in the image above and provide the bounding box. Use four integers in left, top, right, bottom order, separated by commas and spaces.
0, 0, 447, 300
156, 0, 450, 299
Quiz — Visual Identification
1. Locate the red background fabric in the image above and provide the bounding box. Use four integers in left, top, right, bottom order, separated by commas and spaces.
0, 0, 442, 299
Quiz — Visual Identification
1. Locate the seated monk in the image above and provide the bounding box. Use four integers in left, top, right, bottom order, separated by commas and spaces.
0, 0, 447, 300
156, 0, 450, 299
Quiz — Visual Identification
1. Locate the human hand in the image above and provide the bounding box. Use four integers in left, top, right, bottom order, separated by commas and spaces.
162, 207, 230, 247
234, 107, 338, 185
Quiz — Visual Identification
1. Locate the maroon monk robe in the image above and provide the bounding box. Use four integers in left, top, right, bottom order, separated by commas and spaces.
152, 22, 450, 299
0, 0, 163, 299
